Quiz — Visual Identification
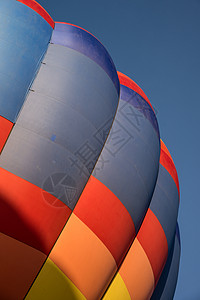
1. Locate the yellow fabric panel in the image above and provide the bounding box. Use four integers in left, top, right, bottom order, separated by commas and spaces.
25, 258, 86, 300
103, 273, 131, 300
119, 238, 155, 300
49, 213, 117, 300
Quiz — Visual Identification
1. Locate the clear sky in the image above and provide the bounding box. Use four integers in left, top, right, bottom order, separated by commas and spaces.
37, 1, 200, 299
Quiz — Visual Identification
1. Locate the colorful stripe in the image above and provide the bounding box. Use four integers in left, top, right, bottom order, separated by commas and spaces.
0, 117, 13, 152
51, 22, 120, 93
17, 0, 54, 28
148, 140, 179, 251
103, 211, 167, 300
103, 238, 155, 300
118, 72, 154, 110
149, 164, 179, 250
160, 139, 173, 161
103, 139, 179, 299
49, 213, 117, 300
25, 258, 86, 300
137, 209, 168, 285
0, 167, 71, 255
160, 140, 180, 197
74, 175, 135, 266
117, 238, 155, 300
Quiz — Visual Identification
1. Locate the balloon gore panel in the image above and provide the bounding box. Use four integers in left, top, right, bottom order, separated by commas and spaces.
0, 0, 53, 122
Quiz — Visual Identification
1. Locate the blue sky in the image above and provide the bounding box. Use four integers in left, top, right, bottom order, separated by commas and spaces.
37, 1, 200, 299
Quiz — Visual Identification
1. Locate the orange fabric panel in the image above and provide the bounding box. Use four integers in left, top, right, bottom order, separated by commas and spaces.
49, 213, 117, 300
119, 238, 155, 300
0, 116, 13, 153
74, 175, 135, 266
0, 232, 46, 300
0, 167, 71, 255
137, 209, 168, 284
160, 140, 173, 161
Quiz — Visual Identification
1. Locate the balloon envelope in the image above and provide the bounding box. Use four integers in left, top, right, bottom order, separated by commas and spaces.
0, 1, 180, 300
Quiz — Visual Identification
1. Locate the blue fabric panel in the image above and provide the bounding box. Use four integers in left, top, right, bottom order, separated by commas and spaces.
0, 0, 53, 122
51, 22, 119, 93
120, 85, 159, 137
93, 96, 160, 232
0, 43, 119, 210
150, 164, 179, 249
151, 225, 181, 300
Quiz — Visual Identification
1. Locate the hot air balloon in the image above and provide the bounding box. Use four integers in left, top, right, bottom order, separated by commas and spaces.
0, 1, 180, 299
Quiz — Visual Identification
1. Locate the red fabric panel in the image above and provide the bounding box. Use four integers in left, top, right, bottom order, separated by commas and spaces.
0, 167, 71, 255
74, 175, 135, 266
137, 209, 168, 285
17, 0, 54, 28
118, 71, 154, 111
160, 139, 173, 161
0, 116, 13, 153
160, 141, 180, 197
0, 233, 46, 300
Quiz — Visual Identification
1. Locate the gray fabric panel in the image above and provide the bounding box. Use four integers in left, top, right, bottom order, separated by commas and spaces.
158, 164, 179, 204
150, 165, 179, 249
0, 126, 92, 210
115, 100, 160, 184
116, 99, 160, 165
0, 44, 119, 209
93, 99, 160, 232
16, 92, 101, 154
32, 44, 118, 129
151, 233, 180, 300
